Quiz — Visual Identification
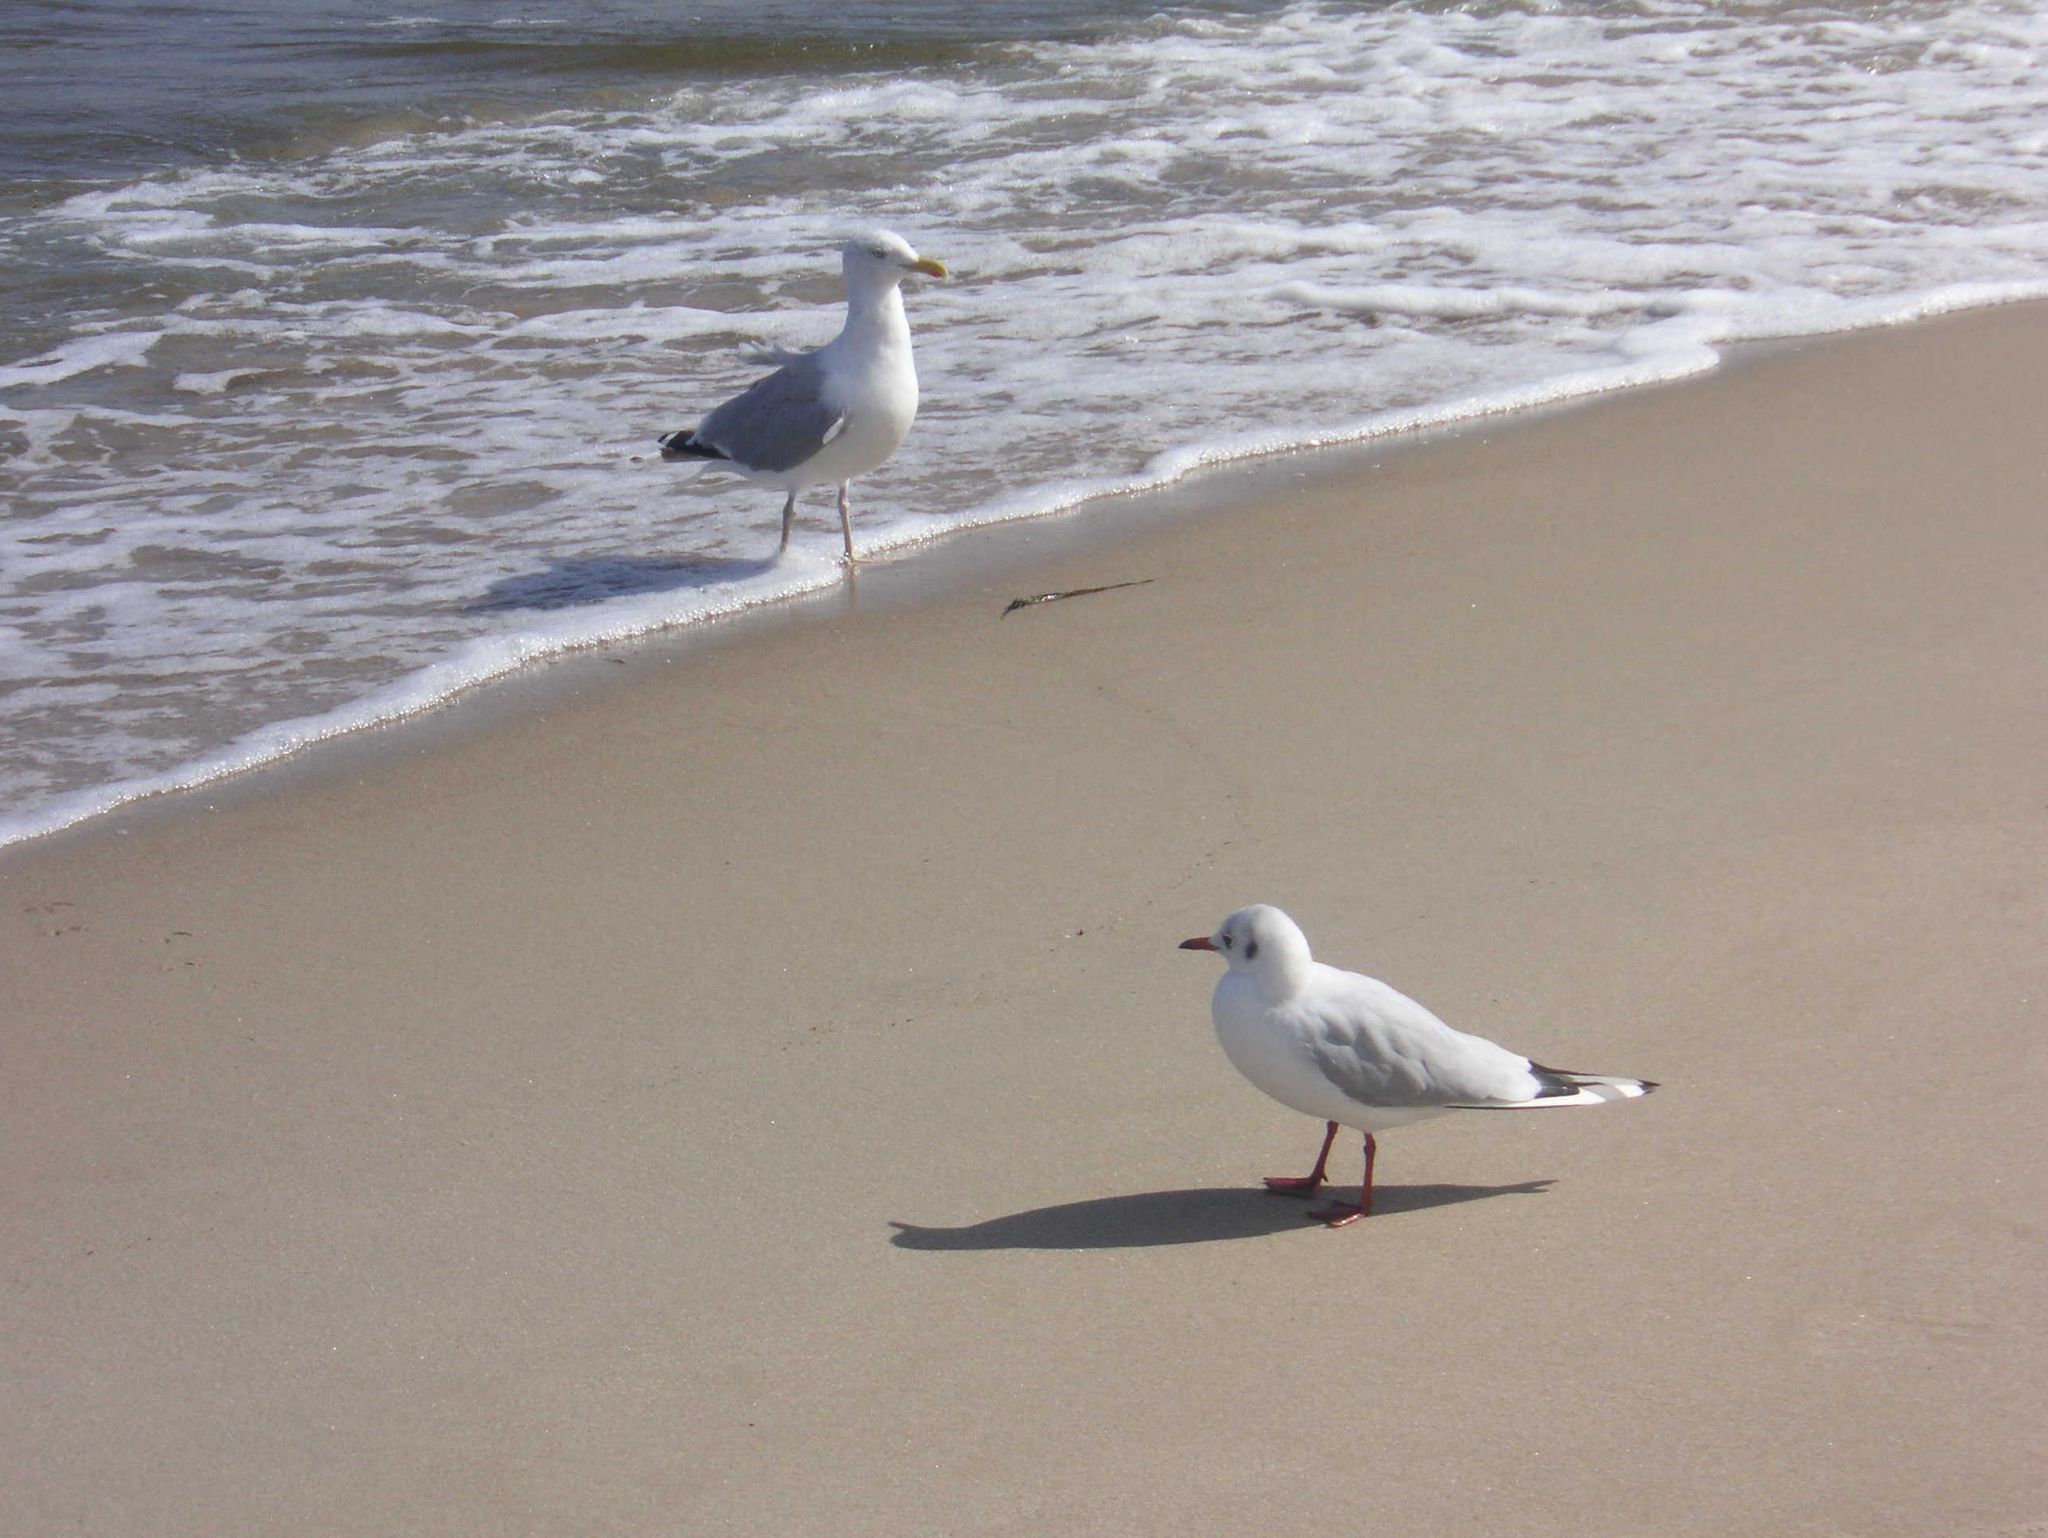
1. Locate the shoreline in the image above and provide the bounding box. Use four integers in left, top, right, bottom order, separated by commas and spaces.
6, 303, 2047, 1536
8, 297, 2031, 864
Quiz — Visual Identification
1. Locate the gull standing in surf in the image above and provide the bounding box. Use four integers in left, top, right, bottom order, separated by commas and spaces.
657, 231, 947, 563
1181, 905, 1656, 1228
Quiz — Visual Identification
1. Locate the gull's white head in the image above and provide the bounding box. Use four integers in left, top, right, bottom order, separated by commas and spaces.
1180, 904, 1315, 999
842, 229, 948, 286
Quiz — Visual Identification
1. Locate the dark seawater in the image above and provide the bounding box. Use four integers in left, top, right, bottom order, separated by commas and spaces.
0, 0, 1233, 186
0, 0, 1252, 369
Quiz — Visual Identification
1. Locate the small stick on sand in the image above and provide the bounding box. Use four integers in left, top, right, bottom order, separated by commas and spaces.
1001, 579, 1153, 617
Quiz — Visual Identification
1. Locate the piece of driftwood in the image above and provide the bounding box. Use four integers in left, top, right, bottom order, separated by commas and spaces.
1001, 578, 1154, 617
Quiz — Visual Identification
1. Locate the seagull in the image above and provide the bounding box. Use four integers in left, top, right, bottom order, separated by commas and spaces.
657, 231, 947, 563
1181, 905, 1656, 1227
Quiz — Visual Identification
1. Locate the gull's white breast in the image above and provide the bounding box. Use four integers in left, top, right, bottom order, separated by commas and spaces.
812, 352, 917, 483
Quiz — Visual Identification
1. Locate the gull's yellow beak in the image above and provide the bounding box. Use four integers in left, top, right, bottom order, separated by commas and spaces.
907, 257, 948, 279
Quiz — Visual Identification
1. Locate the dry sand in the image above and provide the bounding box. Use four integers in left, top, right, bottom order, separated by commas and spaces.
5, 306, 2047, 1537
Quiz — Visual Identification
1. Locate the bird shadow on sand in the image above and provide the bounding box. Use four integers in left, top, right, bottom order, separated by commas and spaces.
471, 555, 780, 613
888, 1179, 1554, 1252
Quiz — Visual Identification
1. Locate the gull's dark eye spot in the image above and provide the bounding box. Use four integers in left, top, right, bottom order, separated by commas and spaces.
1220, 933, 1233, 950
1245, 939, 1260, 962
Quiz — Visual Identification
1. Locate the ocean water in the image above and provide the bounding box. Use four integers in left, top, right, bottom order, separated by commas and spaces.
4, 0, 2047, 847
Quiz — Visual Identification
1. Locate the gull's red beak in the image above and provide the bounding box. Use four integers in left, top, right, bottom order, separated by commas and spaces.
1179, 936, 1218, 951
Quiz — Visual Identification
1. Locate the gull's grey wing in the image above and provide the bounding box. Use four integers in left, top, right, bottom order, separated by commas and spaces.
1306, 1018, 1448, 1108
692, 355, 844, 474
1297, 974, 1537, 1108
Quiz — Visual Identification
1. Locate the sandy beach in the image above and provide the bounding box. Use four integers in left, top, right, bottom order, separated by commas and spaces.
6, 306, 2048, 1536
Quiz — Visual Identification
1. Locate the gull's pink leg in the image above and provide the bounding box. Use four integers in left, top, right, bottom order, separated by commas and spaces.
1309, 1132, 1377, 1228
837, 482, 857, 563
1264, 1120, 1340, 1196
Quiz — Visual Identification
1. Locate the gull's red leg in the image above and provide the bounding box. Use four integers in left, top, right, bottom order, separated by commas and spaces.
1309, 1132, 1377, 1227
1264, 1120, 1340, 1196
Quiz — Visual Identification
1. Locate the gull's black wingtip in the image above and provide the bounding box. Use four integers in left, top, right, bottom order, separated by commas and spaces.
1528, 1061, 1660, 1101
657, 429, 727, 463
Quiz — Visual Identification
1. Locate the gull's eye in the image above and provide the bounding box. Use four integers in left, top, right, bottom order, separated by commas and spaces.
1220, 933, 1233, 950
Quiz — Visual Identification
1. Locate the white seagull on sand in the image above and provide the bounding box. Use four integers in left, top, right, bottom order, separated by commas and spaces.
1181, 905, 1656, 1228
657, 231, 947, 563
